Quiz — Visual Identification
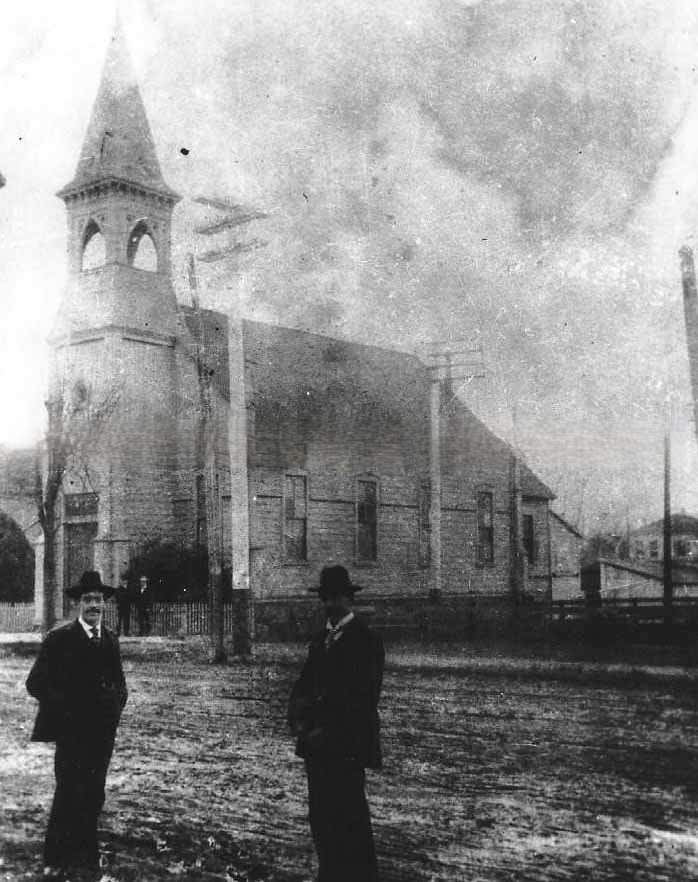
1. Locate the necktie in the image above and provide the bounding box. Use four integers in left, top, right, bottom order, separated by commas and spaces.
325, 625, 343, 650
90, 627, 99, 643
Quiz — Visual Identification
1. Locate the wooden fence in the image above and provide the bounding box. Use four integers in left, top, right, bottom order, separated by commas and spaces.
0, 601, 237, 636
552, 596, 698, 623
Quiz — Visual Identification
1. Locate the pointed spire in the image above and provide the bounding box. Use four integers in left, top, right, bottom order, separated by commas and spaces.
58, 14, 178, 201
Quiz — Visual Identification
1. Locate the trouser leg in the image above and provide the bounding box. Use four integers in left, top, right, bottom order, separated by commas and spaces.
306, 759, 379, 882
73, 737, 114, 867
44, 742, 78, 868
44, 735, 115, 870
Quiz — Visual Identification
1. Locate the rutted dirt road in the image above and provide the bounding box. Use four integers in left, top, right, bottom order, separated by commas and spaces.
1, 639, 697, 881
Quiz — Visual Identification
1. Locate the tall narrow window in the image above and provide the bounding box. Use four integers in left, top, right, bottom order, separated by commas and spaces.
127, 220, 158, 271
523, 514, 536, 565
357, 478, 378, 562
195, 473, 207, 547
476, 491, 494, 565
81, 220, 106, 270
418, 478, 431, 568
284, 473, 308, 562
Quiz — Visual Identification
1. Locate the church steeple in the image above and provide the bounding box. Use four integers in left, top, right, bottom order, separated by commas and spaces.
53, 16, 180, 337
58, 15, 178, 201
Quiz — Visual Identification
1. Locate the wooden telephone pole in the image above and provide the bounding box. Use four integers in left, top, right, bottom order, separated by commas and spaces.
663, 431, 673, 628
187, 255, 225, 662
191, 197, 268, 657
424, 342, 485, 598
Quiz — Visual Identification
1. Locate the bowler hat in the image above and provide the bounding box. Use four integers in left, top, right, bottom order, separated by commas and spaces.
313, 565, 363, 599
66, 570, 114, 600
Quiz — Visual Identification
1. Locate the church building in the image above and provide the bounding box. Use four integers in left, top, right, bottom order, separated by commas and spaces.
35, 21, 554, 634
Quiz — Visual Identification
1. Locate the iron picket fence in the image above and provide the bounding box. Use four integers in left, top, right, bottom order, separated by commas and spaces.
0, 602, 35, 632
0, 601, 239, 636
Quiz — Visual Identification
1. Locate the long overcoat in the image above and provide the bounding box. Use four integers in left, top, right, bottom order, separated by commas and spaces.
26, 620, 128, 743
288, 616, 384, 769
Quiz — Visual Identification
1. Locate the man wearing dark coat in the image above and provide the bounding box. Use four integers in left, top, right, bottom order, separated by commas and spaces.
288, 565, 384, 882
26, 571, 128, 881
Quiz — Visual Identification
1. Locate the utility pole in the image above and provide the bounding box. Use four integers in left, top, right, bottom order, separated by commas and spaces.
425, 342, 485, 599
663, 431, 673, 629
192, 197, 268, 657
510, 453, 525, 607
427, 372, 442, 598
187, 255, 225, 662
679, 246, 698, 438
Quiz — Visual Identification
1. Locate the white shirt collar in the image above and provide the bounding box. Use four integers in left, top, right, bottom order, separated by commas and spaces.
78, 616, 101, 638
325, 610, 355, 633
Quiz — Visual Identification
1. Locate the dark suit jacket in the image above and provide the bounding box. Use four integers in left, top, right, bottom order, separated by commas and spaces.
288, 616, 384, 769
26, 620, 128, 743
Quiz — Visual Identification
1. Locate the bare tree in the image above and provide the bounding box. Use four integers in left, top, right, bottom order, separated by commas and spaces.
35, 382, 120, 633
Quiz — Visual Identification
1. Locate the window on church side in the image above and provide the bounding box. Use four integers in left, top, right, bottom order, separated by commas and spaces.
418, 478, 431, 568
81, 220, 106, 271
284, 473, 308, 562
523, 514, 536, 565
356, 477, 378, 563
195, 473, 207, 547
127, 220, 158, 271
476, 490, 494, 565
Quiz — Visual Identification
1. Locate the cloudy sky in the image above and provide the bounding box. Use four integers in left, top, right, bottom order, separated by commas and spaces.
3, 0, 698, 532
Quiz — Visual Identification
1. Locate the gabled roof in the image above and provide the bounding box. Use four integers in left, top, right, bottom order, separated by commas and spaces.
550, 510, 584, 539
441, 396, 554, 499
235, 319, 553, 497
180, 312, 554, 494
632, 513, 698, 537
241, 320, 430, 430
57, 17, 178, 201
595, 557, 698, 586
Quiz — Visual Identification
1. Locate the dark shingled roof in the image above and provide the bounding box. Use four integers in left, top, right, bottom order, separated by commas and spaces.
242, 319, 430, 425
237, 319, 553, 498
633, 514, 698, 537
57, 18, 178, 201
551, 510, 584, 539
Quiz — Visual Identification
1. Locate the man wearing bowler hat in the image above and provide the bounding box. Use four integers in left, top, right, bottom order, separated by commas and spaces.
26, 571, 128, 881
288, 565, 384, 882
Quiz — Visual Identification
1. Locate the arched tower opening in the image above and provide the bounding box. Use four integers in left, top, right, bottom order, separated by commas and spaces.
127, 220, 158, 271
81, 220, 106, 271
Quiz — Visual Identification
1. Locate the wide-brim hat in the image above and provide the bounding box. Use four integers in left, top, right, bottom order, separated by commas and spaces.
311, 565, 363, 599
66, 570, 114, 600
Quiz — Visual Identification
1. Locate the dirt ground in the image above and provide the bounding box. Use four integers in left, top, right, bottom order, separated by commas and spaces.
1, 637, 697, 882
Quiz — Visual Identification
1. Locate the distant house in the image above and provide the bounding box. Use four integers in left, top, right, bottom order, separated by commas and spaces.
628, 514, 698, 564
549, 511, 584, 599
592, 558, 698, 601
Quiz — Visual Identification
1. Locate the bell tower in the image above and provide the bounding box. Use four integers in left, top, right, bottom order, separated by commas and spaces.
48, 17, 184, 603
54, 16, 180, 339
